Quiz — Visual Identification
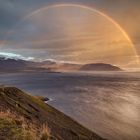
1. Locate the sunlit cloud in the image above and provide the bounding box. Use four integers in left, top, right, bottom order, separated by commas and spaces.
1, 3, 140, 69
0, 52, 34, 61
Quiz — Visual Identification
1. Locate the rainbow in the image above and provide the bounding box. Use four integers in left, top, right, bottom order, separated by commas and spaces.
2, 4, 139, 65
24, 4, 139, 64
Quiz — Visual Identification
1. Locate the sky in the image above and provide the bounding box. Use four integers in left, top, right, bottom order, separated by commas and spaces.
0, 0, 140, 69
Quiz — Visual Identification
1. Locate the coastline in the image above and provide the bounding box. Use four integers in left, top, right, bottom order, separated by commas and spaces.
0, 87, 107, 140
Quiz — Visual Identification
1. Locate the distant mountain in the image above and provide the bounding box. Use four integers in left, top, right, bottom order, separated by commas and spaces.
35, 61, 123, 72
0, 57, 52, 72
80, 63, 122, 71
0, 57, 28, 72
0, 57, 122, 73
42, 62, 82, 71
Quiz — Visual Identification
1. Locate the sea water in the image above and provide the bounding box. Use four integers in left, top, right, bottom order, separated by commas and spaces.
0, 71, 140, 140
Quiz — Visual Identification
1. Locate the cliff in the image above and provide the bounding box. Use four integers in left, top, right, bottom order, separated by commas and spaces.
0, 87, 107, 140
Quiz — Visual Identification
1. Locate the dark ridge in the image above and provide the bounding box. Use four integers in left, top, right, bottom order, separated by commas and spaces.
80, 63, 122, 71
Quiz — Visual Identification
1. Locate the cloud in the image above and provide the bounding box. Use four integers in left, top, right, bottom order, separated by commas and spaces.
0, 52, 34, 61
123, 55, 140, 69
0, 0, 140, 69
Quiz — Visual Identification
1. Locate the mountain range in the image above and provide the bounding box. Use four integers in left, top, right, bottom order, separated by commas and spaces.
0, 57, 122, 73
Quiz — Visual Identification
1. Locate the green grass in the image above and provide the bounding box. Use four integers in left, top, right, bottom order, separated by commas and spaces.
0, 111, 55, 140
0, 116, 34, 140
0, 87, 106, 140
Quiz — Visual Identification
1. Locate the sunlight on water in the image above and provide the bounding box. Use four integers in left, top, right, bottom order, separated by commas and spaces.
0, 71, 140, 140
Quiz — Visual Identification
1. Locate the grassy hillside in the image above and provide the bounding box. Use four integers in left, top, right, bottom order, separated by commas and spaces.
0, 87, 107, 140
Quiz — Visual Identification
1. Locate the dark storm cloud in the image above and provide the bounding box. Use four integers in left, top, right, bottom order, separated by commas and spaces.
1, 0, 140, 41
0, 0, 27, 39
0, 0, 56, 39
0, 0, 140, 58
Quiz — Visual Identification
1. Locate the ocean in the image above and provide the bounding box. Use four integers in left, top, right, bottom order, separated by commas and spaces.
0, 71, 140, 140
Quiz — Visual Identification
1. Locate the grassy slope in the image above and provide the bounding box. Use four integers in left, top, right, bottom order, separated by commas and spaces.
0, 87, 107, 140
